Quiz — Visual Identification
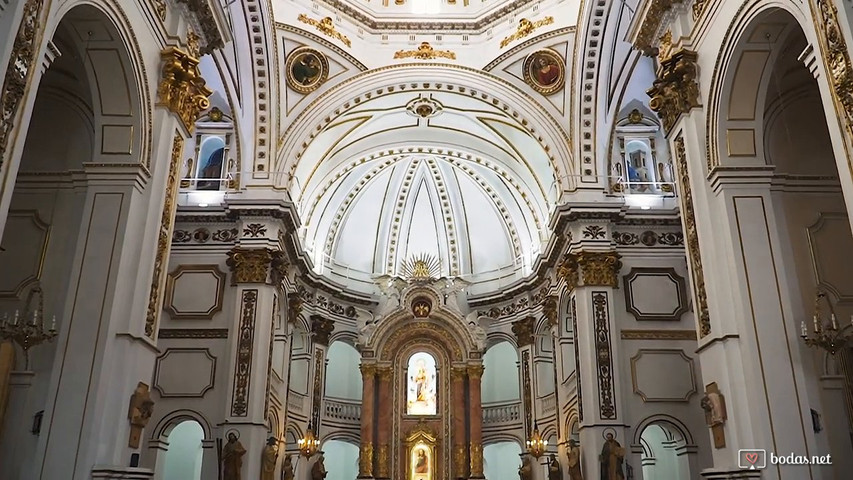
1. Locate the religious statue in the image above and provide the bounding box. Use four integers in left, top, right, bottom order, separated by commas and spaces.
127, 382, 155, 448
567, 439, 584, 480
548, 453, 562, 480
701, 382, 727, 448
467, 318, 487, 352
518, 455, 533, 480
261, 437, 278, 480
414, 360, 430, 402
223, 431, 247, 480
355, 309, 377, 347
281, 455, 294, 480
599, 433, 625, 480
311, 453, 328, 480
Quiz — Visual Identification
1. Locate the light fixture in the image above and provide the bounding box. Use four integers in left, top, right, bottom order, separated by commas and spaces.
297, 423, 320, 457
801, 290, 853, 355
198, 203, 209, 207
525, 423, 548, 458
0, 281, 58, 369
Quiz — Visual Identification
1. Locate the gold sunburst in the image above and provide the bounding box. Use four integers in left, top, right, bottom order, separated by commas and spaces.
401, 253, 442, 281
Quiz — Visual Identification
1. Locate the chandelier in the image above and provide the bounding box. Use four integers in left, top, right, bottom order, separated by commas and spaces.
297, 423, 320, 457
801, 291, 853, 355
525, 423, 548, 458
0, 282, 57, 369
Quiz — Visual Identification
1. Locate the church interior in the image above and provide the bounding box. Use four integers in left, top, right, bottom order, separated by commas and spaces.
2, 0, 853, 479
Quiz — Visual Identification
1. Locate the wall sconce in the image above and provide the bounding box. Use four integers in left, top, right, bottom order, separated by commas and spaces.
298, 423, 320, 457
525, 423, 548, 459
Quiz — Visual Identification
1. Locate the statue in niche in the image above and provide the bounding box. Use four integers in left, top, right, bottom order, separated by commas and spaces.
567, 439, 583, 480
599, 432, 625, 480
261, 437, 278, 480
127, 382, 155, 448
548, 453, 562, 480
223, 431, 247, 480
518, 455, 533, 480
281, 455, 294, 480
311, 453, 327, 480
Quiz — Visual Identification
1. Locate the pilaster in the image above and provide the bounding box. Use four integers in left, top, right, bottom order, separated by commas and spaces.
374, 366, 393, 480
358, 363, 376, 479
467, 363, 485, 479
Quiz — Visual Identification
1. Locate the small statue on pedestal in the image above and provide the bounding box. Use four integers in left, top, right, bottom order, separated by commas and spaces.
281, 455, 294, 480
567, 439, 583, 480
261, 437, 278, 480
518, 455, 533, 480
311, 453, 327, 480
599, 432, 625, 480
127, 382, 155, 448
548, 453, 562, 480
222, 431, 247, 480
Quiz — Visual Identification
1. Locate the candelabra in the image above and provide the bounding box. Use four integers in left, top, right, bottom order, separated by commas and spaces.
298, 423, 320, 457
525, 423, 548, 459
801, 291, 853, 355
0, 283, 57, 369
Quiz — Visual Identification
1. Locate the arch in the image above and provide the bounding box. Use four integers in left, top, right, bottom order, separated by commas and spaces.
325, 340, 363, 400
486, 331, 518, 350
482, 341, 520, 403
151, 409, 213, 441
321, 439, 359, 479
322, 430, 361, 445
161, 420, 205, 480
483, 433, 523, 447
631, 414, 695, 447
483, 441, 523, 480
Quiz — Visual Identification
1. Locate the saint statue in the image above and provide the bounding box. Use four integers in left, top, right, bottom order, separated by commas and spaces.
548, 453, 562, 480
599, 433, 625, 480
467, 319, 487, 351
414, 360, 429, 401
222, 432, 247, 480
311, 453, 327, 480
281, 455, 294, 480
518, 455, 533, 480
567, 439, 584, 480
261, 437, 278, 480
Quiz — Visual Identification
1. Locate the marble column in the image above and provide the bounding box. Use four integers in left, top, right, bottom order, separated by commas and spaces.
467, 364, 485, 479
451, 366, 468, 479
375, 366, 393, 479
358, 364, 376, 478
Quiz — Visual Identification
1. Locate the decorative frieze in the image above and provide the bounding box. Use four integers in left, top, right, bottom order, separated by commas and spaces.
297, 14, 351, 47
394, 42, 456, 60
157, 46, 212, 133
231, 290, 258, 417
592, 292, 616, 420
172, 227, 239, 244
621, 329, 697, 340
158, 328, 229, 339
673, 137, 711, 337
647, 49, 700, 133
511, 317, 536, 347
812, 0, 853, 133
612, 230, 683, 246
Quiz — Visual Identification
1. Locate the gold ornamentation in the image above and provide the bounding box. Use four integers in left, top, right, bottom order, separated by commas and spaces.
450, 366, 467, 380
128, 382, 155, 448
226, 248, 278, 284
157, 47, 212, 133
376, 366, 393, 381
297, 14, 351, 48
394, 42, 456, 60
658, 30, 673, 63
633, 0, 685, 55
577, 251, 622, 287
469, 442, 484, 476
152, 0, 167, 21
454, 444, 468, 477
543, 295, 558, 328
186, 29, 201, 59
231, 290, 258, 416
145, 135, 184, 338
647, 48, 700, 133
285, 46, 330, 95
288, 296, 304, 323
593, 292, 616, 419
175, 0, 225, 53
522, 49, 565, 95
512, 316, 536, 347
376, 443, 390, 477
412, 298, 432, 318
0, 0, 46, 171
310, 315, 335, 346
359, 442, 374, 476
812, 1, 853, 132
359, 364, 377, 377
311, 348, 325, 430
673, 137, 711, 337
558, 254, 579, 291
402, 253, 441, 280
621, 329, 697, 340
692, 0, 710, 20
467, 364, 484, 379
628, 108, 644, 124
500, 17, 555, 48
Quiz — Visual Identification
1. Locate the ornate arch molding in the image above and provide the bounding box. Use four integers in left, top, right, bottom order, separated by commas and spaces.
276, 64, 572, 191
483, 433, 524, 447
367, 287, 477, 360
706, 1, 816, 171
151, 408, 214, 440
630, 414, 696, 447
322, 431, 361, 446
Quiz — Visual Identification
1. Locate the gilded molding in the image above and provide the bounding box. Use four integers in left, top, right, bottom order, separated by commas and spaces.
450, 366, 467, 380
577, 251, 622, 287
376, 443, 389, 477
359, 364, 377, 377
811, 0, 853, 135
467, 365, 485, 379
175, 0, 225, 53
593, 292, 616, 420
145, 135, 184, 338
359, 441, 374, 476
692, 0, 710, 20
543, 295, 558, 328
297, 14, 351, 48
647, 48, 700, 133
673, 137, 711, 337
633, 0, 685, 55
394, 42, 456, 60
511, 316, 536, 347
310, 315, 335, 346
157, 47, 213, 133
621, 329, 697, 340
500, 16, 555, 48
226, 247, 287, 285
469, 441, 484, 476
231, 289, 258, 416
157, 328, 228, 338
0, 0, 46, 171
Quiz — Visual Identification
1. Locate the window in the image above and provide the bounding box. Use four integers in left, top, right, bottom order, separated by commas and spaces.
406, 352, 437, 415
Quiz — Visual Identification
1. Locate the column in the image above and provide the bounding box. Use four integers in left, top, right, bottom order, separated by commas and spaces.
511, 316, 536, 435
451, 366, 468, 479
375, 366, 393, 479
358, 364, 376, 478
467, 364, 485, 479
307, 314, 334, 432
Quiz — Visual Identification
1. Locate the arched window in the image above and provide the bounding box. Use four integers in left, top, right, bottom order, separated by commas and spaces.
196, 135, 226, 190
407, 352, 437, 415
321, 440, 359, 478
162, 420, 204, 480
483, 441, 521, 480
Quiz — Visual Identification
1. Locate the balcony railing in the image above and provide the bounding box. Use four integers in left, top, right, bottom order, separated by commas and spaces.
482, 401, 521, 426
541, 393, 556, 414
287, 390, 306, 413
323, 398, 361, 425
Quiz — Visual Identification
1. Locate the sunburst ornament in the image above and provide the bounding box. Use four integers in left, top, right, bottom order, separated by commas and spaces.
401, 253, 442, 281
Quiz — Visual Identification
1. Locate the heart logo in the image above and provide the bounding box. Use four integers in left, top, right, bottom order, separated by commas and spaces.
745, 453, 759, 465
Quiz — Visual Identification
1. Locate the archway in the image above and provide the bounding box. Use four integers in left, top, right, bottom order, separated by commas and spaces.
482, 341, 520, 403
321, 439, 359, 479
638, 423, 688, 480
483, 441, 522, 480
162, 420, 205, 480
325, 340, 362, 400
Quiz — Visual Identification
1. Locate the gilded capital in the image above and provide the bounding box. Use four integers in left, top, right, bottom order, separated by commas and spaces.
511, 316, 536, 347
288, 295, 304, 323
577, 251, 622, 288
310, 315, 335, 346
647, 48, 700, 132
557, 254, 579, 291
376, 366, 393, 381
376, 443, 390, 477
157, 46, 212, 133
542, 295, 558, 328
451, 366, 468, 381
226, 247, 274, 284
359, 363, 377, 378
467, 365, 485, 379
